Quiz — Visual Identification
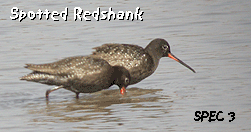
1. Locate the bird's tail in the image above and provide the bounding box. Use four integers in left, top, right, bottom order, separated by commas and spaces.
20, 73, 67, 85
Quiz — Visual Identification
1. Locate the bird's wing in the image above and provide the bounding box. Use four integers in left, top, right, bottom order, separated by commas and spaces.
25, 56, 111, 77
92, 43, 147, 70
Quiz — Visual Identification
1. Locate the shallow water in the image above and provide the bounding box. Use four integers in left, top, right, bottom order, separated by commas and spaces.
1, 0, 251, 131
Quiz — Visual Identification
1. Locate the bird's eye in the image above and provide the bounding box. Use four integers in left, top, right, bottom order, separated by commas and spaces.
124, 77, 129, 84
162, 45, 168, 50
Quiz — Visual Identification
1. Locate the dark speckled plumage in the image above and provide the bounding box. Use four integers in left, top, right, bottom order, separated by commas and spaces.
20, 56, 130, 98
92, 38, 195, 85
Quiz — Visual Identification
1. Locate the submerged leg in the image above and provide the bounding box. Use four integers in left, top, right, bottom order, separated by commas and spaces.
46, 86, 64, 99
76, 92, 80, 99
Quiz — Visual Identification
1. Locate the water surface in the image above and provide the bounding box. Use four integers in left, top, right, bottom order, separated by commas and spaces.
0, 0, 250, 131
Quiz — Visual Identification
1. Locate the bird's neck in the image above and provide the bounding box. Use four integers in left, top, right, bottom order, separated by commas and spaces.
111, 66, 122, 85
145, 46, 162, 70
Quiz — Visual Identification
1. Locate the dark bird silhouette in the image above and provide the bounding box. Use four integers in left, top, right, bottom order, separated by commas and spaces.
20, 56, 130, 99
92, 38, 195, 85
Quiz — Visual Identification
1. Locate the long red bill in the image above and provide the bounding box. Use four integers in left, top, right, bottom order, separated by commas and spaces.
168, 53, 196, 73
120, 87, 126, 94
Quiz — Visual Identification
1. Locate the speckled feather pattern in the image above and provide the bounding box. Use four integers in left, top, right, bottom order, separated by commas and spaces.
24, 56, 110, 77
92, 44, 155, 84
20, 56, 116, 93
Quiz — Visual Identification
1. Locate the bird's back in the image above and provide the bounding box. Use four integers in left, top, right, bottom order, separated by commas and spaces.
20, 56, 114, 92
92, 43, 155, 84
